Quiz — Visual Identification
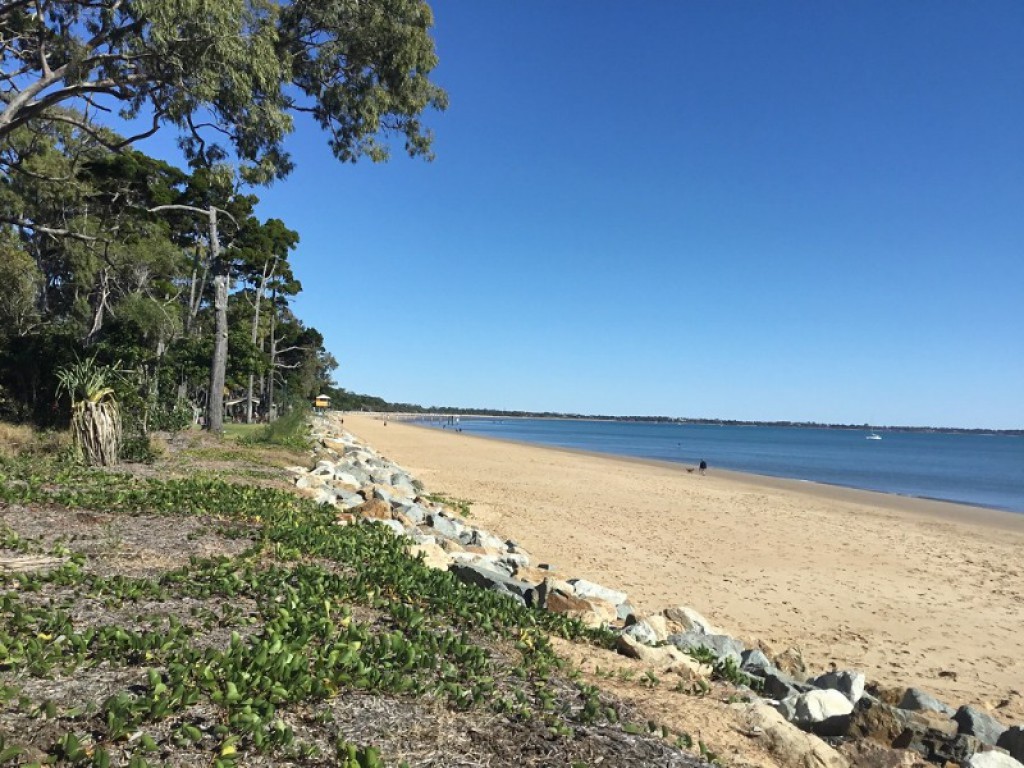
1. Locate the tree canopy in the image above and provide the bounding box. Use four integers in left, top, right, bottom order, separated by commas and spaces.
1, 0, 448, 182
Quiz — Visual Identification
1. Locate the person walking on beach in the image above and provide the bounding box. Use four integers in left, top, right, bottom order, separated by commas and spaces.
699, 459, 707, 475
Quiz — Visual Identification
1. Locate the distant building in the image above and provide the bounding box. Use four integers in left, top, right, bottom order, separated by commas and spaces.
314, 395, 331, 412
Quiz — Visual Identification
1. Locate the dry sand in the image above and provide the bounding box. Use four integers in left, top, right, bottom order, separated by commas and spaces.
341, 413, 1024, 721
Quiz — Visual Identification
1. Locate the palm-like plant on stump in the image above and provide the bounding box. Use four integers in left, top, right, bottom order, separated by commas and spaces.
55, 357, 123, 466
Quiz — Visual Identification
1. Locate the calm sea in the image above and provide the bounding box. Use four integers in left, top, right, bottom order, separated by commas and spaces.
417, 418, 1024, 513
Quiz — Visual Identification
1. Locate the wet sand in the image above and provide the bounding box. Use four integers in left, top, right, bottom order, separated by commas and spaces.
341, 413, 1024, 720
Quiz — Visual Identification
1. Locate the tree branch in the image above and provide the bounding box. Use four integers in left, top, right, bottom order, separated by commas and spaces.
0, 216, 100, 242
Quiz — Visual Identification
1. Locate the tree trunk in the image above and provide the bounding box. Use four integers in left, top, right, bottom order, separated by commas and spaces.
246, 258, 275, 423
206, 208, 228, 433
267, 285, 277, 421
184, 256, 208, 336
84, 267, 111, 346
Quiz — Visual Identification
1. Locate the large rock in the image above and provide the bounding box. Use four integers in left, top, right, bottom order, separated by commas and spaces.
500, 553, 530, 571
448, 562, 533, 601
998, 727, 1024, 763
368, 469, 399, 485
545, 591, 617, 627
394, 502, 427, 525
296, 486, 336, 506
341, 466, 371, 486
892, 709, 975, 764
540, 588, 592, 615
741, 648, 777, 677
810, 669, 866, 704
352, 498, 392, 520
426, 513, 465, 541
533, 577, 576, 609
617, 633, 677, 665
642, 614, 670, 642
847, 697, 910, 744
295, 474, 324, 490
776, 689, 855, 737
334, 488, 363, 509
449, 552, 513, 575
662, 605, 723, 635
461, 543, 508, 561
615, 600, 635, 622
408, 541, 450, 570
955, 706, 1008, 747
567, 578, 627, 606
621, 620, 660, 647
898, 687, 955, 716
509, 565, 556, 586
390, 476, 418, 497
837, 740, 928, 768
734, 702, 849, 768
332, 471, 362, 490
487, 581, 527, 606
774, 647, 808, 680
376, 519, 406, 537
433, 535, 465, 554
761, 669, 812, 701
667, 631, 744, 664
312, 460, 335, 476
371, 484, 401, 505
970, 751, 1024, 768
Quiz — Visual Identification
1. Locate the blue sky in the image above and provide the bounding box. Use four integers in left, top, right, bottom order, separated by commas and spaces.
137, 2, 1023, 429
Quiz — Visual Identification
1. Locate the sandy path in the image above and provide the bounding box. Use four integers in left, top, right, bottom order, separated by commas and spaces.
340, 413, 1024, 721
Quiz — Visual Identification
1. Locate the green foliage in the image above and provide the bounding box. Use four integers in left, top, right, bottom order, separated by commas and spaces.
148, 399, 195, 433
0, 126, 338, 434
422, 493, 471, 518
0, 457, 631, 765
0, 232, 42, 338
685, 645, 758, 689
240, 408, 310, 451
1, 0, 447, 182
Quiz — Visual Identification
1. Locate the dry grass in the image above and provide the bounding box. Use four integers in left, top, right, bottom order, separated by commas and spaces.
0, 421, 69, 458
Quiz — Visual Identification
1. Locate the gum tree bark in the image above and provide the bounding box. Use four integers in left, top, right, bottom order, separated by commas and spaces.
246, 257, 276, 423
207, 207, 227, 433
149, 203, 235, 433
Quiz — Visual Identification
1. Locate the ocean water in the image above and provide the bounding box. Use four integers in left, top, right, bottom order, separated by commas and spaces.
417, 418, 1024, 513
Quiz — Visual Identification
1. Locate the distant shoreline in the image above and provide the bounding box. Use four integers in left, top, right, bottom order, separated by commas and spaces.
356, 411, 1023, 437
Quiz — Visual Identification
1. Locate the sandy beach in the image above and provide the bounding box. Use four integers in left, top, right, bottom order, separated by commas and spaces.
341, 413, 1024, 721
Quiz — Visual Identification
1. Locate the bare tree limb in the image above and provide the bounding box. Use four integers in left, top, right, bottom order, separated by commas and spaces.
0, 216, 100, 242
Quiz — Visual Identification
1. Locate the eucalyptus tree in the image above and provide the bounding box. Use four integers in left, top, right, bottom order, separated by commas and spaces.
1, 125, 187, 338
0, 231, 43, 337
1, 0, 447, 181
232, 217, 299, 422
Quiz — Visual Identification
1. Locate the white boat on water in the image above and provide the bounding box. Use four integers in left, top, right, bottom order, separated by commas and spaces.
866, 430, 882, 440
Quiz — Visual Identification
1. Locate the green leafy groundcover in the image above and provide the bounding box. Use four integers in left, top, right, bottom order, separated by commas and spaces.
0, 460, 690, 767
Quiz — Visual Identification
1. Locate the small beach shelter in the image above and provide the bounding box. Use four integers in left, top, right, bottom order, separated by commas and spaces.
313, 394, 331, 413
224, 396, 261, 422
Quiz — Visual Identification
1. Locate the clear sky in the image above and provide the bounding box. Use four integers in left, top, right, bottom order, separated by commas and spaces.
137, 2, 1024, 429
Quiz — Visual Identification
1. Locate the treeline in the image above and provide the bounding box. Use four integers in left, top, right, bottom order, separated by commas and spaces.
0, 127, 334, 434
0, 0, 447, 448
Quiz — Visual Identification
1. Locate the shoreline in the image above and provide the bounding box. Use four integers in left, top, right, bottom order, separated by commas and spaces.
391, 411, 1024, 437
404, 417, 1024, 523
340, 411, 1024, 721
